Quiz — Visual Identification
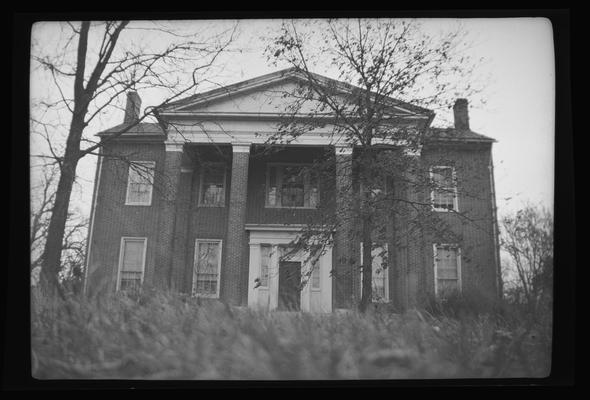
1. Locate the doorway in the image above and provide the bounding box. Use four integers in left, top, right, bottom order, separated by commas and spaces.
278, 261, 301, 311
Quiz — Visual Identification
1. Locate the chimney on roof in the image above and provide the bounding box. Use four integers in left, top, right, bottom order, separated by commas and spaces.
124, 91, 142, 124
453, 98, 470, 131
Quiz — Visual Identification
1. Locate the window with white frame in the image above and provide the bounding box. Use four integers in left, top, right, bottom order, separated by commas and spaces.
259, 245, 271, 289
125, 161, 155, 205
430, 166, 458, 212
192, 239, 222, 298
310, 263, 320, 290
360, 243, 389, 302
117, 237, 147, 291
199, 163, 226, 206
434, 244, 461, 297
266, 164, 319, 208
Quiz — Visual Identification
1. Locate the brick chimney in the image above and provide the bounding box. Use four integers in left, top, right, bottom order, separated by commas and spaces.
124, 91, 142, 124
453, 98, 470, 131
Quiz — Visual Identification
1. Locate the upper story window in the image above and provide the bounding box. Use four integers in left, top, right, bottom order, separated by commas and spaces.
430, 166, 458, 212
117, 237, 147, 292
434, 244, 462, 298
360, 243, 389, 302
192, 239, 223, 298
199, 163, 226, 207
125, 161, 155, 206
266, 164, 319, 208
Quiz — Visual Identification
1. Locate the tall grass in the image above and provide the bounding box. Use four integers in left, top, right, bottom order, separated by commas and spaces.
31, 288, 551, 380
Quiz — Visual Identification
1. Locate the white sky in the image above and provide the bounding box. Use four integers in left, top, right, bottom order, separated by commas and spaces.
30, 18, 555, 221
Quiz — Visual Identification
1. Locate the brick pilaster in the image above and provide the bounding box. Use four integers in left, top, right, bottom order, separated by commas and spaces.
333, 145, 357, 309
154, 142, 184, 290
223, 143, 251, 305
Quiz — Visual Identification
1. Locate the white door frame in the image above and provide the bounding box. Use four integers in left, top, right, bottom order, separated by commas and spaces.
246, 225, 332, 312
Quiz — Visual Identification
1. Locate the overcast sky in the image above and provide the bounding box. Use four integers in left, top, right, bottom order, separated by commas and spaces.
30, 18, 555, 221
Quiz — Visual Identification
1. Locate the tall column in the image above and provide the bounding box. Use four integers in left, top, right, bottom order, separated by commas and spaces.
170, 167, 194, 293
333, 144, 357, 309
223, 142, 251, 305
154, 141, 184, 290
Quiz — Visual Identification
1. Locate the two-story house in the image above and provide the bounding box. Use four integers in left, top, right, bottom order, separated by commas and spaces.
84, 68, 501, 312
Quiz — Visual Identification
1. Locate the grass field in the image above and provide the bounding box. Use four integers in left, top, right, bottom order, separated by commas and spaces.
31, 288, 552, 380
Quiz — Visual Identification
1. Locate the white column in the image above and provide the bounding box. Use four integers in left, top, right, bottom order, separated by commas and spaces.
269, 245, 280, 310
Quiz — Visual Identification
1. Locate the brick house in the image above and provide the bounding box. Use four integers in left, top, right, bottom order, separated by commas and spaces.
84, 68, 501, 311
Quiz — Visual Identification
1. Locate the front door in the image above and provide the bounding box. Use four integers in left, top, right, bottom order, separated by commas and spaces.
278, 261, 301, 311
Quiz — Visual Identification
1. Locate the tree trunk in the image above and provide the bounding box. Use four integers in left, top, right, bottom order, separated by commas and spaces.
359, 154, 374, 313
39, 136, 81, 299
39, 21, 90, 300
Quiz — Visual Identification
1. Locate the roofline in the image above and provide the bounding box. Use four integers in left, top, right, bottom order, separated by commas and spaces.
159, 67, 435, 117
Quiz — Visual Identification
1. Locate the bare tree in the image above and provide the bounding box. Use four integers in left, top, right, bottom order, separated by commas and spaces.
30, 165, 88, 294
264, 19, 490, 311
31, 20, 236, 298
501, 204, 553, 316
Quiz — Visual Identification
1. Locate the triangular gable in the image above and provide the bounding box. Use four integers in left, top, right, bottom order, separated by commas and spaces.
159, 68, 433, 119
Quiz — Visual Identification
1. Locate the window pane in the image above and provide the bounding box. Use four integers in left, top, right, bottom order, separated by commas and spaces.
268, 166, 278, 206
201, 165, 225, 205
360, 243, 388, 301
432, 167, 456, 210
281, 166, 304, 207
127, 163, 154, 204
194, 242, 220, 296
311, 265, 320, 289
436, 246, 459, 296
122, 240, 144, 272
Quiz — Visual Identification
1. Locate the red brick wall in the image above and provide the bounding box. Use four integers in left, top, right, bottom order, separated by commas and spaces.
418, 143, 498, 304
87, 139, 499, 309
85, 140, 166, 295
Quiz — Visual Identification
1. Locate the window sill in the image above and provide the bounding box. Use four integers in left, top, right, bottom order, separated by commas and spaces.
125, 202, 152, 207
197, 204, 226, 208
432, 207, 459, 213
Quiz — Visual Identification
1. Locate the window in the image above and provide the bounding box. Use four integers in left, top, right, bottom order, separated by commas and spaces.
199, 163, 226, 206
266, 164, 319, 208
311, 264, 321, 290
430, 166, 458, 212
192, 239, 222, 298
259, 245, 271, 288
117, 237, 147, 291
434, 244, 461, 297
360, 243, 389, 302
125, 161, 155, 205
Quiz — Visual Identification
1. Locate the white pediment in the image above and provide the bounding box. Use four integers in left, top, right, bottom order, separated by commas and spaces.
161, 69, 431, 120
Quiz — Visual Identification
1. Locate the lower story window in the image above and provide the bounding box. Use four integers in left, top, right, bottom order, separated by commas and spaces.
193, 239, 222, 298
434, 244, 461, 297
117, 237, 147, 292
360, 243, 389, 302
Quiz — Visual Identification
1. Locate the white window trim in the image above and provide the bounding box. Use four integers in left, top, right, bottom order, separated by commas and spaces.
125, 161, 155, 206
265, 162, 320, 209
198, 162, 227, 207
433, 243, 462, 297
192, 239, 223, 298
359, 242, 390, 303
310, 263, 321, 292
429, 166, 459, 212
116, 237, 147, 291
